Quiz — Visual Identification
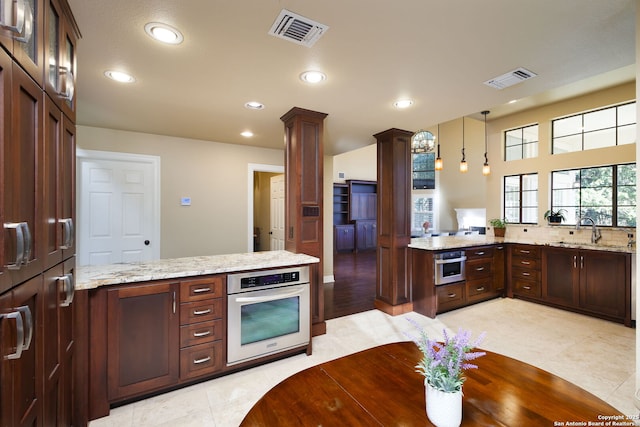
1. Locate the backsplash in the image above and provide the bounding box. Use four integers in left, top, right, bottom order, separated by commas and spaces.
492, 224, 636, 248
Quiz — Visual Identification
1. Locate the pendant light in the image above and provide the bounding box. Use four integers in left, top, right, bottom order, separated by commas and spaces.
435, 123, 443, 171
482, 110, 491, 176
459, 117, 468, 173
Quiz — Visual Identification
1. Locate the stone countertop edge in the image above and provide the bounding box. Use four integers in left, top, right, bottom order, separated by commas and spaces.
76, 250, 320, 291
408, 235, 635, 254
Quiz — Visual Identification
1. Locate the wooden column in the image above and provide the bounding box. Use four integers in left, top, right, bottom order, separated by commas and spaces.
280, 107, 328, 336
374, 128, 413, 315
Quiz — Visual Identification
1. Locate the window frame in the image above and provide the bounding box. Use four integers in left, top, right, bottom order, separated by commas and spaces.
504, 124, 539, 161
503, 173, 538, 224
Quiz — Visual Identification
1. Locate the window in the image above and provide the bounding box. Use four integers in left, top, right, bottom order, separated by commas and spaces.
551, 163, 636, 227
412, 153, 435, 189
505, 124, 539, 160
552, 102, 636, 153
412, 194, 435, 233
504, 173, 538, 223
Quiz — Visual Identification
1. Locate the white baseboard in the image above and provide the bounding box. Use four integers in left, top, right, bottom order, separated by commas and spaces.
323, 274, 335, 284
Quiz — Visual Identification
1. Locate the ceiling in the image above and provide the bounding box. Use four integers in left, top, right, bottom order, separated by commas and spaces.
67, 0, 636, 156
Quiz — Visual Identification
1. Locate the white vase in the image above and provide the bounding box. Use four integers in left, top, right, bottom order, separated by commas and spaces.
425, 382, 462, 427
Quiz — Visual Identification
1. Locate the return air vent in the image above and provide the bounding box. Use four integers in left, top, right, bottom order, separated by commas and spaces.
268, 9, 328, 47
484, 67, 537, 90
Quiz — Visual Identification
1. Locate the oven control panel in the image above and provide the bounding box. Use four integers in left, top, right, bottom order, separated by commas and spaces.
227, 266, 310, 294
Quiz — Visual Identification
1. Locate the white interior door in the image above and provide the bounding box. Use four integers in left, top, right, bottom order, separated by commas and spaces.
77, 150, 160, 266
270, 174, 285, 250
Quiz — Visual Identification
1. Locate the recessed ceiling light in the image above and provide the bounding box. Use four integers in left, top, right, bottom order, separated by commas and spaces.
104, 70, 135, 83
508, 99, 518, 104
245, 101, 265, 110
299, 70, 326, 84
394, 99, 413, 109
144, 22, 184, 45
241, 131, 254, 138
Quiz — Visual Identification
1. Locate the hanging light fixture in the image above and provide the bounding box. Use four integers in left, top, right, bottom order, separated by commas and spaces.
435, 123, 443, 171
411, 130, 436, 153
459, 117, 468, 173
482, 110, 491, 176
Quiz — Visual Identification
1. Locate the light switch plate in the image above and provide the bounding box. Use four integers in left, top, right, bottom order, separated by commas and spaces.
181, 197, 191, 206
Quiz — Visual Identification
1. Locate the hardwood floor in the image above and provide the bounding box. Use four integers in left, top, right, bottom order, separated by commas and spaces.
324, 251, 376, 320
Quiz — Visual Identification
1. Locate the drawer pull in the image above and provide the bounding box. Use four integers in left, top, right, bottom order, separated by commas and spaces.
193, 308, 212, 316
475, 251, 485, 256
193, 287, 211, 293
475, 266, 485, 271
523, 286, 531, 290
520, 250, 531, 254
520, 261, 530, 265
476, 286, 485, 292
447, 293, 457, 298
193, 356, 211, 365
521, 272, 531, 276
193, 330, 211, 338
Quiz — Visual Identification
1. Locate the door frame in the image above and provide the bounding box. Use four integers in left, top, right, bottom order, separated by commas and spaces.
76, 149, 162, 262
247, 163, 284, 252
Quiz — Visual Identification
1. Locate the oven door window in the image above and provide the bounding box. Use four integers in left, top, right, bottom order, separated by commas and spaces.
241, 296, 300, 345
442, 262, 461, 278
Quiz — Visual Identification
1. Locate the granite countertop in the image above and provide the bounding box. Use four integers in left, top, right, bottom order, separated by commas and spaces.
76, 250, 320, 290
408, 235, 635, 254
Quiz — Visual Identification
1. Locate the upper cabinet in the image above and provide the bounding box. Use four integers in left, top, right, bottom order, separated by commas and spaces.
44, 0, 77, 120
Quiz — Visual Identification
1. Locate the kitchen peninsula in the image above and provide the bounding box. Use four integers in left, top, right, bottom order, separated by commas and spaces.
410, 234, 633, 327
78, 250, 319, 421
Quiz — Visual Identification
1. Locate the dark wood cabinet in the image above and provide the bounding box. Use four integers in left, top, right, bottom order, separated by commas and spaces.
1, 275, 43, 427
509, 245, 541, 299
106, 281, 180, 401
542, 247, 630, 325
334, 224, 355, 252
355, 220, 376, 251
332, 183, 349, 226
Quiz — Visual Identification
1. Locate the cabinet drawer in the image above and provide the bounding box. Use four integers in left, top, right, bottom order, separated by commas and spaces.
511, 266, 540, 282
180, 276, 224, 302
436, 283, 465, 312
466, 278, 492, 302
513, 278, 541, 298
180, 319, 223, 348
180, 341, 223, 380
465, 247, 494, 260
465, 259, 493, 280
512, 256, 540, 269
511, 245, 540, 258
180, 299, 222, 325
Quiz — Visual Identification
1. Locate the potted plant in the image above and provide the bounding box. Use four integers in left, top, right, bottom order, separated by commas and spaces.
408, 321, 486, 427
544, 209, 567, 224
489, 218, 506, 237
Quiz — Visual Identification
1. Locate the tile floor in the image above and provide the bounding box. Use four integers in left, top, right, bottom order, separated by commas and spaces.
89, 298, 637, 426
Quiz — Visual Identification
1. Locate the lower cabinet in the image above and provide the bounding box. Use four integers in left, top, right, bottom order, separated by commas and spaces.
542, 247, 630, 325
106, 281, 180, 401
355, 220, 376, 251
334, 224, 355, 252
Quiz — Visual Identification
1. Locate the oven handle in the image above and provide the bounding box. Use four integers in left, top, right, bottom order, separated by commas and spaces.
435, 256, 466, 265
235, 286, 306, 303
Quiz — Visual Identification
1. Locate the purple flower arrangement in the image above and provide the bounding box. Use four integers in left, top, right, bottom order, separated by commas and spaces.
407, 319, 486, 393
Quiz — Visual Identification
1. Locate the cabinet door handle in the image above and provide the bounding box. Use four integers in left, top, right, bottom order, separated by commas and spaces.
59, 218, 74, 249
193, 308, 212, 316
520, 261, 530, 265
58, 274, 75, 307
476, 286, 485, 292
192, 287, 211, 294
16, 306, 32, 350
580, 256, 584, 269
447, 293, 457, 298
193, 330, 211, 338
1, 311, 24, 360
521, 272, 531, 276
520, 250, 530, 254
475, 266, 485, 271
573, 255, 577, 269
13, 0, 33, 43
475, 251, 485, 256
523, 286, 532, 290
0, 0, 25, 35
21, 222, 32, 264
4, 222, 25, 269
193, 356, 211, 365
172, 291, 176, 314
497, 246, 504, 250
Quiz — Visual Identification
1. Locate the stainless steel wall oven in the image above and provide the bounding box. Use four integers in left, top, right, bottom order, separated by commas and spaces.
227, 266, 310, 366
434, 251, 466, 285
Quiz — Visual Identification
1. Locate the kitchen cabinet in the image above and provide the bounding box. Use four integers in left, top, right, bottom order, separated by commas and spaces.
493, 245, 505, 293
355, 220, 376, 251
348, 180, 376, 221
179, 276, 225, 380
106, 281, 180, 401
334, 224, 355, 252
0, 275, 43, 427
436, 282, 466, 312
509, 244, 541, 299
542, 247, 630, 325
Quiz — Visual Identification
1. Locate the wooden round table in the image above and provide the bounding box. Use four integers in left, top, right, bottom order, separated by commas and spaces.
241, 341, 629, 426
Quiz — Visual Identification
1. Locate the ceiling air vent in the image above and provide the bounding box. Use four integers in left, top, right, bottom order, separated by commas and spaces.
484, 67, 538, 90
268, 9, 328, 47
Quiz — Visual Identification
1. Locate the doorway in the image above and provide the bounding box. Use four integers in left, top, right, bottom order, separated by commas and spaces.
247, 163, 284, 252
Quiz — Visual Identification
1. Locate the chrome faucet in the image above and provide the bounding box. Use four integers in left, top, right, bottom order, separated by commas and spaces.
576, 216, 602, 244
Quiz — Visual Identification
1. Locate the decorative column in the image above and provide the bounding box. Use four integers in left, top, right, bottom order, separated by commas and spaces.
280, 107, 328, 336
374, 128, 413, 315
